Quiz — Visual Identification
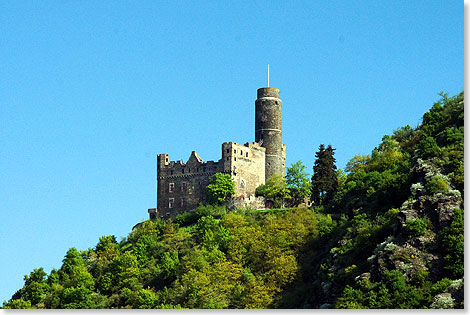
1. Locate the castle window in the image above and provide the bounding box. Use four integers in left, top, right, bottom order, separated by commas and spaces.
234, 150, 236, 154
240, 151, 243, 155
188, 168, 191, 173
234, 157, 237, 161
246, 152, 248, 157
226, 149, 229, 154
169, 183, 174, 192
169, 198, 174, 208
182, 168, 184, 174
170, 170, 174, 175
166, 158, 168, 162
181, 197, 187, 208
181, 182, 187, 193
226, 157, 229, 161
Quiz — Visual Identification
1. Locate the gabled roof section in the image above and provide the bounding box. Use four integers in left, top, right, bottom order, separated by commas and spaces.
187, 151, 203, 165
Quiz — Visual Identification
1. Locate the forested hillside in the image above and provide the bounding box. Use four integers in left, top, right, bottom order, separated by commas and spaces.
3, 91, 463, 309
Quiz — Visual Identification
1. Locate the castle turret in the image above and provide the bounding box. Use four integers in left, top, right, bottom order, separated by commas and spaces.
255, 87, 285, 180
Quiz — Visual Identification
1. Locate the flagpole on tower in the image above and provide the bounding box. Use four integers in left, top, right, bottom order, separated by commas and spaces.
267, 64, 270, 87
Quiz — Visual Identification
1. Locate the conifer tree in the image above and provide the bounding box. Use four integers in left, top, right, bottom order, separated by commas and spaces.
311, 144, 338, 205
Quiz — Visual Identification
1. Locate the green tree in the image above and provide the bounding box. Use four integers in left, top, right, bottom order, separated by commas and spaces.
344, 154, 370, 174
206, 173, 236, 205
255, 173, 291, 208
311, 144, 338, 205
417, 136, 441, 159
9, 267, 49, 307
286, 161, 312, 206
195, 215, 232, 252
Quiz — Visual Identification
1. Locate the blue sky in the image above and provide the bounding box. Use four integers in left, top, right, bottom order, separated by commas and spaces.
0, 1, 462, 302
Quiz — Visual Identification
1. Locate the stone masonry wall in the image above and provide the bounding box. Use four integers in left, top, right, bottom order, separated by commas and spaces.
156, 141, 266, 219
221, 142, 266, 197
157, 152, 223, 219
226, 195, 266, 210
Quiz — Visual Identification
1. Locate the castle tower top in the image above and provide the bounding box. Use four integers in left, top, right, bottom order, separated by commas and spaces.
257, 87, 280, 99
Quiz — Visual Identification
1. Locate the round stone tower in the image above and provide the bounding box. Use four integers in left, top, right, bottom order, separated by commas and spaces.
255, 87, 284, 181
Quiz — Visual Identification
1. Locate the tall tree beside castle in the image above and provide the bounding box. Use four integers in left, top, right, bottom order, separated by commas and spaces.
311, 144, 338, 205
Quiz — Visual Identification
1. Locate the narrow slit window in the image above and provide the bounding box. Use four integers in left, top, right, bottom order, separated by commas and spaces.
169, 183, 174, 192
169, 198, 174, 208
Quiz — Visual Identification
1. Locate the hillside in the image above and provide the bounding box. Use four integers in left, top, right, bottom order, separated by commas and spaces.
3, 91, 464, 309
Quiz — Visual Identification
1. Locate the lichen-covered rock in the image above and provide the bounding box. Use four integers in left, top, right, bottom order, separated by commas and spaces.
407, 159, 463, 229
374, 243, 437, 282
397, 207, 419, 227
430, 293, 454, 309
448, 278, 464, 307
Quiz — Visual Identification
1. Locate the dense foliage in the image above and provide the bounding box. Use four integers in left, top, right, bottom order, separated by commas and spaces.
4, 206, 319, 309
3, 92, 463, 309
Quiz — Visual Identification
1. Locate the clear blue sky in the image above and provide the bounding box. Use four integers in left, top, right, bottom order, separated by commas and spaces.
0, 1, 462, 302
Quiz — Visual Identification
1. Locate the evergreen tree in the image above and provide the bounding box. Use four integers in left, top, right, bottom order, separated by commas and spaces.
311, 144, 338, 205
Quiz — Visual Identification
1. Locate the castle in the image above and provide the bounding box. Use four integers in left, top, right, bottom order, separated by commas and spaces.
148, 87, 286, 219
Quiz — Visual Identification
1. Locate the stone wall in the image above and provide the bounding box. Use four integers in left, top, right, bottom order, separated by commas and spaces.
226, 195, 266, 210
156, 151, 223, 219
221, 142, 266, 197
156, 141, 266, 219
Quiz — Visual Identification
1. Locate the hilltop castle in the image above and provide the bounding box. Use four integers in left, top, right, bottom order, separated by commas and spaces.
148, 87, 286, 219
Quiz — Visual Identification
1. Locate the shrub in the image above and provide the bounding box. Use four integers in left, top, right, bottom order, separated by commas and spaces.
174, 205, 227, 227
404, 219, 428, 238
426, 176, 449, 194
441, 208, 464, 278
